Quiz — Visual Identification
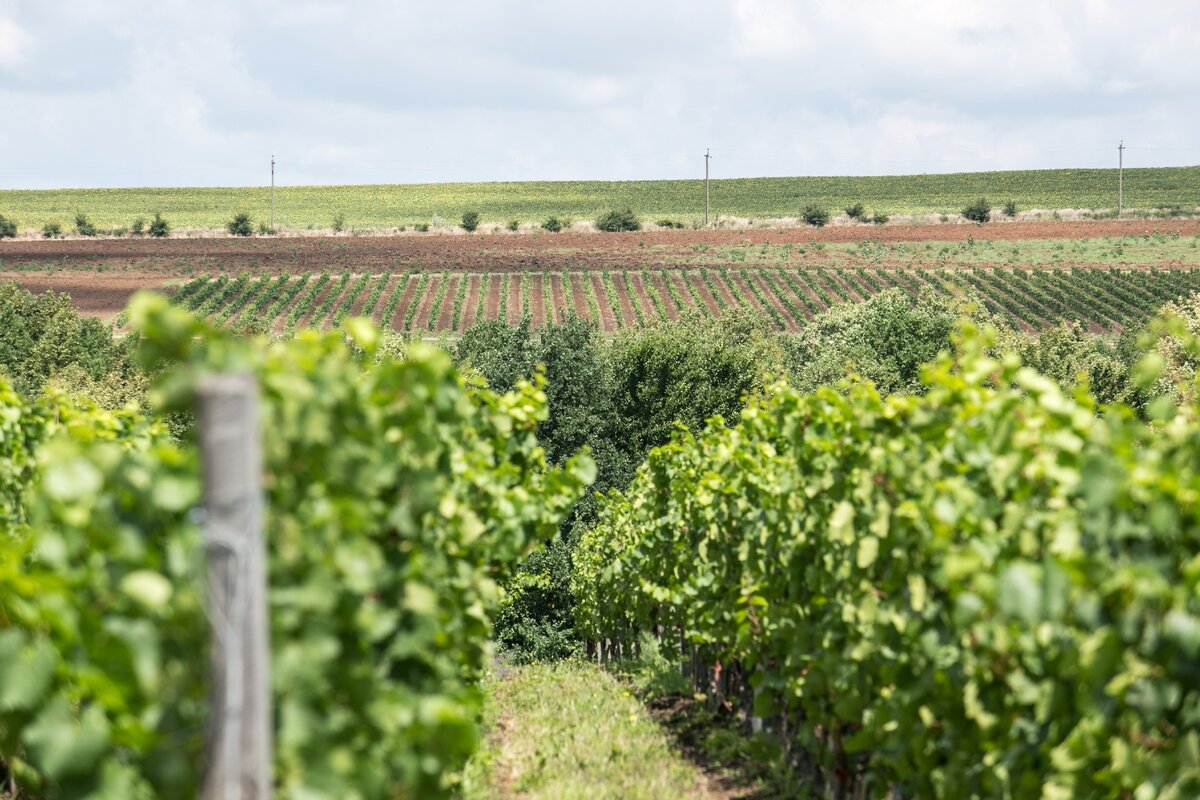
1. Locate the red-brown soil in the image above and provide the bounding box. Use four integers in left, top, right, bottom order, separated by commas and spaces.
648, 273, 681, 320
589, 274, 618, 332
6, 218, 1199, 333
483, 275, 502, 324
390, 276, 419, 330
4, 219, 1195, 276
548, 273, 567, 324
506, 274, 522, 324
568, 273, 591, 320
687, 273, 722, 315
436, 276, 459, 331
461, 275, 482, 330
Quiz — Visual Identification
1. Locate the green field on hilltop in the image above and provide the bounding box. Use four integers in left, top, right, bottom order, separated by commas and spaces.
2, 166, 1198, 231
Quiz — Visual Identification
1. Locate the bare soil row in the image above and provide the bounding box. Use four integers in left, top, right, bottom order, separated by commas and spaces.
3, 219, 1197, 275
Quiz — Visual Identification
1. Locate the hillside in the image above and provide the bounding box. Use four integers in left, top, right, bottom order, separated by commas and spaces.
2, 166, 1198, 231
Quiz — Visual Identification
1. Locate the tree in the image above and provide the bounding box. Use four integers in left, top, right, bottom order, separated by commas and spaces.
0, 281, 116, 396
781, 289, 964, 396
461, 210, 481, 232
148, 212, 171, 238
596, 209, 640, 232
803, 205, 830, 227
228, 213, 254, 236
962, 197, 992, 223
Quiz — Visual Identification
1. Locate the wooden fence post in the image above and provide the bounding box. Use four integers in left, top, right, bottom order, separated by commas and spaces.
199, 374, 272, 800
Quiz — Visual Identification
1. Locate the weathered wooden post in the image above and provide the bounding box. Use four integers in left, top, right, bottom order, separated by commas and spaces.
198, 374, 272, 800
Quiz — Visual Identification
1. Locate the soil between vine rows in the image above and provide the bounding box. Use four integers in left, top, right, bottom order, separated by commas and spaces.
2, 218, 1199, 330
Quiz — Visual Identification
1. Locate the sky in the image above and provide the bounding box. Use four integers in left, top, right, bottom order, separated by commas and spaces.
1, 0, 1198, 189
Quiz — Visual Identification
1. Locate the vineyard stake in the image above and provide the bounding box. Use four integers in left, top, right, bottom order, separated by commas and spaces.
199, 373, 272, 800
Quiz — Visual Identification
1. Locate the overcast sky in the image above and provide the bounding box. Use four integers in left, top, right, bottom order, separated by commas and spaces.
1, 0, 1198, 189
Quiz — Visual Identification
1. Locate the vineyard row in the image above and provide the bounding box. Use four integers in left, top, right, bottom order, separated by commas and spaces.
169, 266, 1200, 334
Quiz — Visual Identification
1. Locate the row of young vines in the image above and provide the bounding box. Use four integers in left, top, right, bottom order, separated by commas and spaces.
0, 294, 593, 799
572, 323, 1200, 799
169, 267, 1200, 335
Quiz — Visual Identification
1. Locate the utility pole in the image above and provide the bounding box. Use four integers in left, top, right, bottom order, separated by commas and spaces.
270, 156, 275, 230
704, 148, 711, 226
1117, 141, 1124, 216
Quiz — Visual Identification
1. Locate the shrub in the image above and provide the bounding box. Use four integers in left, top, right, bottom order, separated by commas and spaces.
257, 221, 275, 236
130, 217, 146, 236
0, 215, 15, 238
461, 210, 481, 232
74, 213, 97, 237
332, 212, 346, 233
41, 221, 61, 239
872, 211, 890, 225
507, 220, 520, 231
148, 212, 170, 238
596, 209, 641, 232
542, 216, 566, 233
802, 205, 830, 227
227, 212, 253, 236
655, 219, 684, 229
415, 222, 430, 233
1003, 200, 1018, 218
962, 197, 992, 223
844, 202, 866, 222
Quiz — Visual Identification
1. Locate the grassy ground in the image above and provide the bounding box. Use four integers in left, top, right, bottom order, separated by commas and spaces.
461, 660, 733, 800
2, 166, 1198, 231
676, 232, 1200, 269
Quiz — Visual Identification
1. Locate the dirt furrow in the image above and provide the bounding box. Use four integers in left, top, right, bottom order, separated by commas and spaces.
648, 272, 681, 320
748, 272, 801, 331
389, 275, 419, 330
610, 273, 638, 326
569, 273, 591, 320
506, 274, 523, 324
435, 275, 459, 331
413, 275, 443, 330
549, 273, 568, 324
626, 273, 660, 323
297, 280, 341, 329
461, 274, 482, 330
687, 273, 722, 315
708, 273, 739, 308
669, 271, 699, 310
589, 274, 618, 331
819, 270, 862, 303
769, 271, 818, 320
530, 273, 547, 327
351, 274, 384, 318
481, 276, 500, 322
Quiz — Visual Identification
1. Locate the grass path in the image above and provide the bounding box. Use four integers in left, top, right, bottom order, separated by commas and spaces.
461, 660, 738, 800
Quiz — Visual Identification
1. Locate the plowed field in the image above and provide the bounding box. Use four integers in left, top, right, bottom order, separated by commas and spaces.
4, 220, 1199, 333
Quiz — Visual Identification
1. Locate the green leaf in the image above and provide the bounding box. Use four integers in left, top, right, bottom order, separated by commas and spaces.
0, 630, 57, 712
22, 698, 111, 781
120, 570, 174, 610
996, 562, 1041, 623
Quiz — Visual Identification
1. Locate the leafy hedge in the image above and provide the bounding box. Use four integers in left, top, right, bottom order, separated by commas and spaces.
0, 294, 592, 799
573, 321, 1200, 799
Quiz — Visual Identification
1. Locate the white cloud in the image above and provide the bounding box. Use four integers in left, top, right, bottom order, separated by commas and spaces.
0, 16, 31, 69
0, 0, 1197, 188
